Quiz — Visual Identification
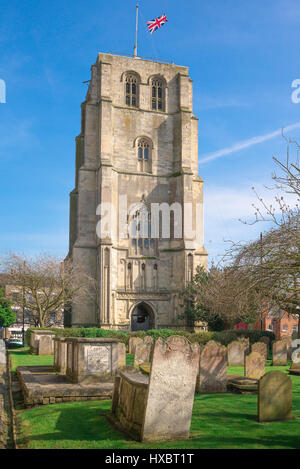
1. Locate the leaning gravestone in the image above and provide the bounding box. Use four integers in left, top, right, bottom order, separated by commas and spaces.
245, 351, 265, 380
118, 342, 126, 368
38, 335, 53, 355
272, 340, 287, 366
227, 339, 249, 366
109, 336, 199, 442
258, 371, 292, 422
128, 337, 143, 354
252, 342, 267, 362
196, 340, 227, 393
134, 341, 152, 367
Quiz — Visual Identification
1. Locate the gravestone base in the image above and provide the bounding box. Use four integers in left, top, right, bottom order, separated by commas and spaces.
227, 375, 258, 394
17, 366, 113, 407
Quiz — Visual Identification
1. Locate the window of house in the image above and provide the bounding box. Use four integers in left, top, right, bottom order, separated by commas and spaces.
282, 325, 287, 332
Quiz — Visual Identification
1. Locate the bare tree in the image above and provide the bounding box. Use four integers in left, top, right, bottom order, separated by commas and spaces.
226, 132, 300, 333
0, 253, 92, 328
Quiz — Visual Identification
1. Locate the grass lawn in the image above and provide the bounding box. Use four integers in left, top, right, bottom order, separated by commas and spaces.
9, 347, 54, 373
10, 349, 300, 449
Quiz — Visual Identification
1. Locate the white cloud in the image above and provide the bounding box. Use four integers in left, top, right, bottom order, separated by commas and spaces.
199, 122, 300, 164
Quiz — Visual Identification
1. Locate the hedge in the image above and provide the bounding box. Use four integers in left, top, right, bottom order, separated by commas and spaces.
26, 327, 275, 349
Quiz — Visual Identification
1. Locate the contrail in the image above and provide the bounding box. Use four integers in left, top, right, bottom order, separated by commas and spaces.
199, 122, 300, 164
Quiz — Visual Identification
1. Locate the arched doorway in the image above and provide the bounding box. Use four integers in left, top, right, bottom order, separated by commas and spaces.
131, 302, 154, 331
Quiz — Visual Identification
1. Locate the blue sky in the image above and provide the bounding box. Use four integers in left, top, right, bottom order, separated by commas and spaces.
0, 0, 300, 262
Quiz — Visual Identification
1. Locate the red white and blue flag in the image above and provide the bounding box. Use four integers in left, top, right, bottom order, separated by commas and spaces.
147, 14, 168, 34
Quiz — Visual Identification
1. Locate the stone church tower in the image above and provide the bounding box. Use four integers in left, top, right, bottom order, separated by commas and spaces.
68, 53, 207, 330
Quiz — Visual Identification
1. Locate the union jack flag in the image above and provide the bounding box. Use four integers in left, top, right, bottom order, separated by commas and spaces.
147, 14, 168, 34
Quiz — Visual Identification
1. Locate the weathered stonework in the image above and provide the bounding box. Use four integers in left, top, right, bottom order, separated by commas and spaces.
65, 337, 119, 384
38, 335, 53, 355
133, 341, 152, 367
272, 340, 287, 366
68, 53, 207, 331
258, 371, 292, 422
54, 338, 67, 374
196, 340, 227, 393
118, 342, 126, 367
227, 339, 250, 366
252, 342, 267, 362
109, 335, 199, 442
128, 337, 143, 354
245, 351, 265, 380
30, 330, 55, 355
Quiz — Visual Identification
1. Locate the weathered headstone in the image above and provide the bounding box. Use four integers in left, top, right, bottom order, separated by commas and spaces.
258, 336, 270, 349
134, 341, 152, 367
118, 342, 126, 367
110, 336, 199, 442
196, 340, 227, 393
30, 330, 55, 355
272, 340, 287, 366
128, 337, 143, 354
143, 336, 154, 346
281, 336, 293, 360
54, 337, 67, 374
245, 351, 265, 380
65, 337, 119, 383
288, 346, 300, 375
258, 371, 292, 422
227, 339, 249, 366
38, 335, 53, 355
252, 342, 267, 362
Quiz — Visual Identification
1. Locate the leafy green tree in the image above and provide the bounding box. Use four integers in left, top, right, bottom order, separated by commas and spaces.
0, 287, 16, 327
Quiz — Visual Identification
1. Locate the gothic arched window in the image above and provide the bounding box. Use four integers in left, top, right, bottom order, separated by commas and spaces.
151, 77, 165, 111
125, 73, 139, 107
137, 138, 152, 173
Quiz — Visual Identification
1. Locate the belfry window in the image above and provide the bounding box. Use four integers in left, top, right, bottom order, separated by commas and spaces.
151, 77, 164, 111
125, 74, 138, 107
137, 139, 151, 173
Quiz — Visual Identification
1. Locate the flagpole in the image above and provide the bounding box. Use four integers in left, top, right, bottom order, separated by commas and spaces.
133, 3, 139, 57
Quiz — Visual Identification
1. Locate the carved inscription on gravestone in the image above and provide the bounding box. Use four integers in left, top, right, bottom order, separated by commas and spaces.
84, 345, 110, 373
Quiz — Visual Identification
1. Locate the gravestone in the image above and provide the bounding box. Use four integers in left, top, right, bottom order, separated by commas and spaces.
258, 371, 292, 422
227, 339, 250, 366
196, 340, 227, 393
134, 341, 152, 367
65, 337, 119, 384
258, 336, 270, 349
288, 346, 300, 375
128, 337, 143, 354
252, 342, 267, 362
281, 336, 293, 360
272, 340, 287, 366
30, 330, 55, 355
118, 342, 126, 367
54, 338, 67, 374
38, 335, 53, 355
109, 335, 199, 442
245, 351, 265, 380
143, 336, 154, 346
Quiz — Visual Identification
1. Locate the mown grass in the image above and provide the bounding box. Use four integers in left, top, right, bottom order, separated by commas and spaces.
9, 347, 53, 373
11, 349, 300, 449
